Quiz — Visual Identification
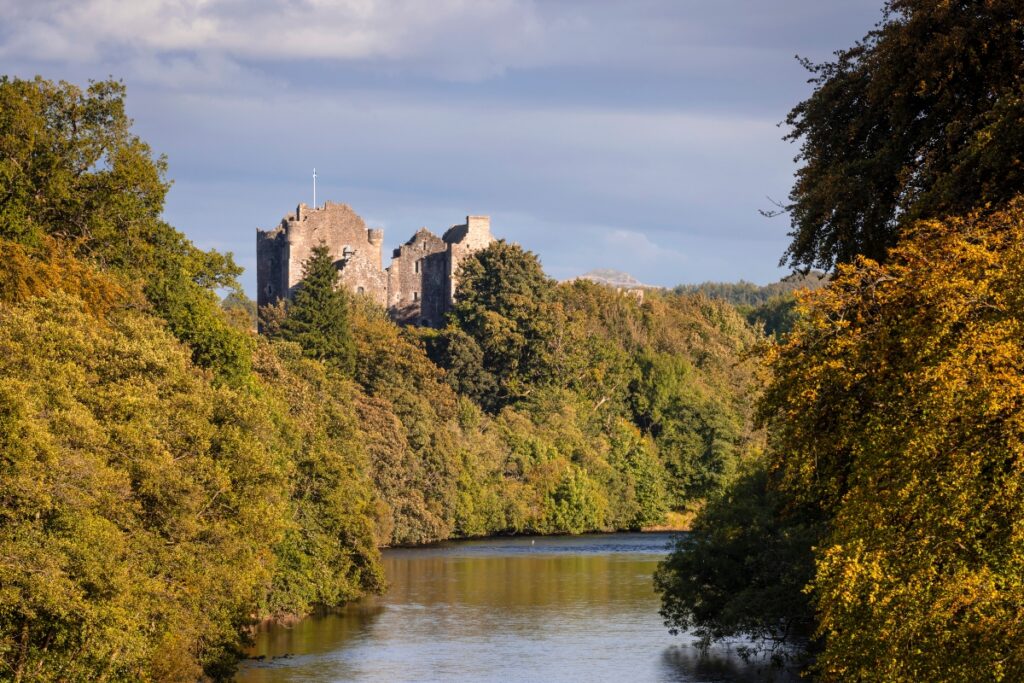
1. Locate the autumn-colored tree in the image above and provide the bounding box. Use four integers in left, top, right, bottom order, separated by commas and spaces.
761, 199, 1024, 680
0, 76, 385, 680
0, 75, 252, 384
0, 296, 289, 681
783, 0, 1024, 270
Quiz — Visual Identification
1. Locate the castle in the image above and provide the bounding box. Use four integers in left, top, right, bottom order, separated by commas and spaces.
257, 202, 494, 327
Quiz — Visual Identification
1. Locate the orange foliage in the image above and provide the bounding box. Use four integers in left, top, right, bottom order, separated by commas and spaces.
0, 238, 125, 316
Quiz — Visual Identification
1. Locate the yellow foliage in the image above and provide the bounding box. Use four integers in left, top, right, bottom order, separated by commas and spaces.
761, 198, 1024, 681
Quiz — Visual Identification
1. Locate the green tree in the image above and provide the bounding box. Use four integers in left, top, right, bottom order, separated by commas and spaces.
0, 75, 253, 385
630, 350, 746, 503
252, 340, 383, 617
654, 459, 820, 656
782, 0, 1024, 270
451, 240, 556, 406
418, 327, 497, 407
606, 419, 668, 529
0, 76, 167, 263
281, 243, 356, 374
744, 293, 798, 338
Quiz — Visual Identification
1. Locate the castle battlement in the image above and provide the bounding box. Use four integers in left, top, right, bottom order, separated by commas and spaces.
257, 202, 494, 327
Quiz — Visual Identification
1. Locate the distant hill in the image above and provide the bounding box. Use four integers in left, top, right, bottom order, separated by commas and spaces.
673, 271, 829, 307
576, 269, 656, 289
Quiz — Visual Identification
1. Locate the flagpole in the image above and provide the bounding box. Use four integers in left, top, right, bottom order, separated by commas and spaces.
313, 168, 317, 208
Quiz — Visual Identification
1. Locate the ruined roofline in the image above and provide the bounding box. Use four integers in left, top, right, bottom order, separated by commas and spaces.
405, 226, 440, 244
256, 200, 495, 327
257, 224, 285, 238
442, 215, 490, 244
283, 200, 362, 223
390, 227, 442, 259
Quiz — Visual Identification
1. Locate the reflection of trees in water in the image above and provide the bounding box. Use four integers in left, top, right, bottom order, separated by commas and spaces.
659, 645, 802, 683
250, 599, 387, 658
382, 553, 662, 609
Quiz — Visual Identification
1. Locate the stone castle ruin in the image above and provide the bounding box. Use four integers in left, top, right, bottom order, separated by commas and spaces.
257, 202, 494, 327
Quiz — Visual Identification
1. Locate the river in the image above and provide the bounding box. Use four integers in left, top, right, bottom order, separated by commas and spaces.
236, 533, 797, 682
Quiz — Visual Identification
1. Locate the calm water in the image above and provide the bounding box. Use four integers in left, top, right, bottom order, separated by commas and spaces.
237, 533, 797, 683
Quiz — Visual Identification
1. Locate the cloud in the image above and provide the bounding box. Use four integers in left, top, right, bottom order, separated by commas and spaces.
0, 0, 884, 293
0, 0, 883, 87
0, 0, 547, 82
602, 228, 685, 264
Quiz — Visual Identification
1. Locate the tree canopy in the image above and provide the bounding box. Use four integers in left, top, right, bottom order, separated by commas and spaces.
0, 77, 382, 681
451, 239, 558, 405
0, 74, 771, 680
761, 200, 1024, 681
783, 0, 1024, 270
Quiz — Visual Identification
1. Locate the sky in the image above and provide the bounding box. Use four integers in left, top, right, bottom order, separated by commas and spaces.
1, 0, 883, 295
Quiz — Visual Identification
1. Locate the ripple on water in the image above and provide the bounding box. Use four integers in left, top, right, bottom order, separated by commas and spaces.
237, 533, 799, 683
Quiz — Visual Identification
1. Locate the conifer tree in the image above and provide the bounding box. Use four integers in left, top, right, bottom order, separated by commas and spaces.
281, 243, 356, 374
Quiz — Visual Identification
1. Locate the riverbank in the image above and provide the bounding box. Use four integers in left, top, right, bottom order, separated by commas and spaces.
642, 509, 697, 532
238, 532, 795, 683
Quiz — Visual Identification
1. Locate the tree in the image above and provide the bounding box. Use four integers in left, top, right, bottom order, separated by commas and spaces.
451, 240, 557, 406
0, 295, 289, 681
655, 460, 820, 658
418, 327, 497, 408
252, 339, 383, 617
0, 76, 252, 385
761, 199, 1024, 680
281, 243, 356, 374
782, 0, 1024, 270
0, 77, 168, 261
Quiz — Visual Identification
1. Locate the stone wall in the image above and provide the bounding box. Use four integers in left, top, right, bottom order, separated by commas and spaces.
283, 202, 387, 304
443, 215, 493, 304
388, 228, 449, 326
257, 202, 494, 328
256, 228, 288, 310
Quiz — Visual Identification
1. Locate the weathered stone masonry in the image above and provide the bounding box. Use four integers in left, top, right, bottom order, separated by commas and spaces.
257, 202, 493, 327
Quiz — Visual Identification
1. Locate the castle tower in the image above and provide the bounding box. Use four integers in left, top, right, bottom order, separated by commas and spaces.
443, 215, 494, 305
256, 201, 389, 310
257, 203, 494, 329
367, 228, 384, 269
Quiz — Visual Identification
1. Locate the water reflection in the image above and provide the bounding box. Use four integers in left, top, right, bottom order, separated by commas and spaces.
238, 533, 798, 682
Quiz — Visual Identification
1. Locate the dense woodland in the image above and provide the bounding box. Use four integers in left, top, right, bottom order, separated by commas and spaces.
0, 76, 765, 680
4, 0, 1022, 680
655, 1, 1024, 681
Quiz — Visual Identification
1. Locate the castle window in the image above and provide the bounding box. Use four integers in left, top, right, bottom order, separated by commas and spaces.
415, 259, 423, 274
413, 292, 420, 301
357, 286, 364, 295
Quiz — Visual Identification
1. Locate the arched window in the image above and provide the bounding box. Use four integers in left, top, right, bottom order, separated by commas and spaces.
357, 286, 365, 295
